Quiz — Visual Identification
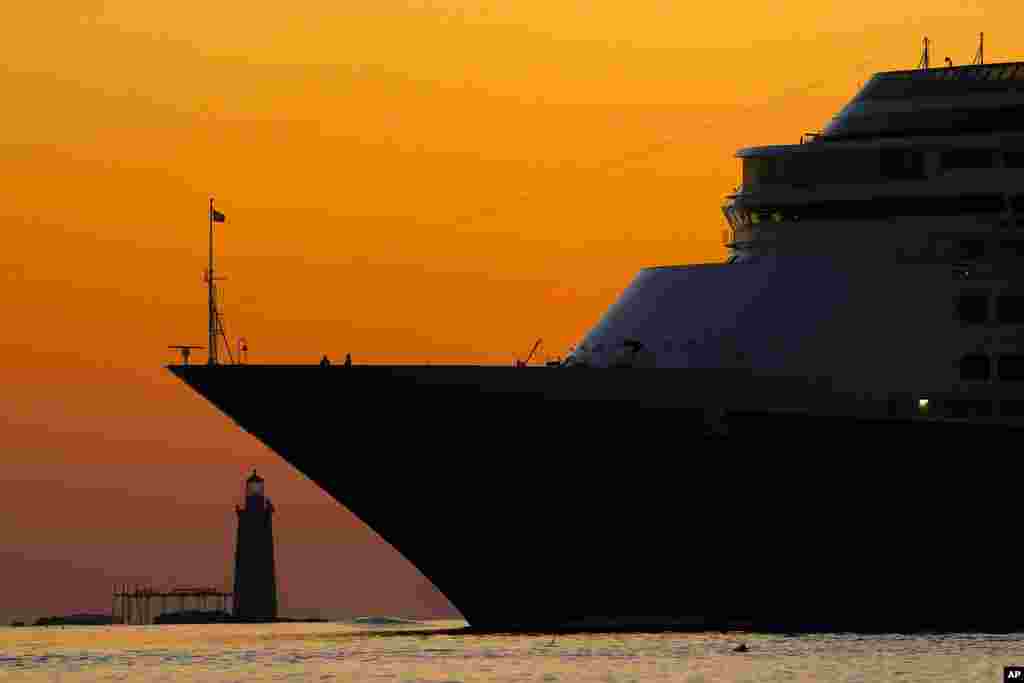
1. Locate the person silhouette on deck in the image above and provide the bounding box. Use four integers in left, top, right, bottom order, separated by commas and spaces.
344, 353, 352, 368
320, 355, 330, 367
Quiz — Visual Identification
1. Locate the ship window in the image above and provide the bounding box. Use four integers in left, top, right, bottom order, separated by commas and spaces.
737, 195, 1005, 224
932, 237, 955, 257
959, 353, 991, 381
942, 149, 995, 170
593, 344, 604, 352
664, 340, 673, 352
1000, 240, 1024, 257
999, 355, 1024, 381
722, 206, 739, 229
880, 149, 925, 179
957, 239, 986, 260
946, 399, 993, 418
997, 295, 1024, 324
954, 294, 988, 324
1004, 152, 1024, 168
743, 157, 781, 186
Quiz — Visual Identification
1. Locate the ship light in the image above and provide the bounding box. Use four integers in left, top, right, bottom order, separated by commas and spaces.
918, 398, 929, 412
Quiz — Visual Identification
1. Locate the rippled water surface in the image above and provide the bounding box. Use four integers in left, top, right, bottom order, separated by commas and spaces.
3, 621, 1024, 682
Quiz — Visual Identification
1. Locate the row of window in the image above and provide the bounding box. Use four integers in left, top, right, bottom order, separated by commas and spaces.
743, 148, 1024, 187
578, 340, 697, 354
723, 194, 1023, 227
941, 399, 1024, 419
876, 64, 1024, 83
959, 353, 1024, 381
856, 64, 1024, 105
831, 106, 1024, 142
955, 292, 1024, 324
945, 238, 1024, 260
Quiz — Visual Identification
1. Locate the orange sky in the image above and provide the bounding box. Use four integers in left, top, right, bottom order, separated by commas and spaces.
1, 1, 1011, 622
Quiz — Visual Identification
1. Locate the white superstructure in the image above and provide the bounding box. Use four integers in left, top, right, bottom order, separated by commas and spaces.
567, 60, 1024, 421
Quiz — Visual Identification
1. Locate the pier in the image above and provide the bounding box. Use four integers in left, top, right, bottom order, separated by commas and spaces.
112, 585, 232, 625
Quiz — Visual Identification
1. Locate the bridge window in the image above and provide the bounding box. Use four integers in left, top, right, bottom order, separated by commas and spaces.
997, 295, 1024, 324
999, 355, 1024, 381
736, 195, 1003, 224
742, 157, 781, 186
955, 293, 988, 324
960, 353, 991, 381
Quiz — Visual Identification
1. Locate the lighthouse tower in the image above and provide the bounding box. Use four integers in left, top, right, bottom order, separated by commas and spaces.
232, 470, 278, 621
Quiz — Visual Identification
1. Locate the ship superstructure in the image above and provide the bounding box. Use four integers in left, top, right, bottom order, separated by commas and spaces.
168, 57, 1024, 633
564, 60, 1024, 422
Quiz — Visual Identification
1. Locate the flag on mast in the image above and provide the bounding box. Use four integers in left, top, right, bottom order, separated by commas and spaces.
211, 208, 226, 222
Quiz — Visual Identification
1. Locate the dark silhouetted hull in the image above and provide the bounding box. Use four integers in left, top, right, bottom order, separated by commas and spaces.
168, 364, 1024, 633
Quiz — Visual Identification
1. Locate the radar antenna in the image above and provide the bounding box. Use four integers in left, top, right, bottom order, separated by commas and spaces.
917, 36, 930, 69
972, 32, 984, 65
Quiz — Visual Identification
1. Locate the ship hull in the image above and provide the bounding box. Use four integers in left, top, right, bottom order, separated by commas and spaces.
169, 364, 1024, 633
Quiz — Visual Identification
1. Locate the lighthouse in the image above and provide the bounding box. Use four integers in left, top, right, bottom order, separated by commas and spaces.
232, 470, 278, 621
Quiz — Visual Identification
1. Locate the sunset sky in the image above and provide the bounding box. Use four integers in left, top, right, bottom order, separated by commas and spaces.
1, 1, 1009, 623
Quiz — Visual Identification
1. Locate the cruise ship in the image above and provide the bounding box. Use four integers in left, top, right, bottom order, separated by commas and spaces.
170, 57, 1024, 633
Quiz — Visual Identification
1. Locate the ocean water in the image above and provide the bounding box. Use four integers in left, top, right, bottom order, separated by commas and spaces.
3, 620, 1023, 682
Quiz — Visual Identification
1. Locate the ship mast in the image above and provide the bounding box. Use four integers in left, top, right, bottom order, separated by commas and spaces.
917, 36, 930, 69
206, 198, 234, 365
208, 198, 217, 365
